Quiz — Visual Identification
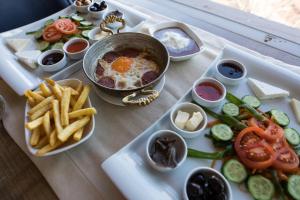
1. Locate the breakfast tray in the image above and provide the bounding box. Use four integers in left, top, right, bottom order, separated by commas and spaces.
0, 0, 149, 95
101, 45, 300, 200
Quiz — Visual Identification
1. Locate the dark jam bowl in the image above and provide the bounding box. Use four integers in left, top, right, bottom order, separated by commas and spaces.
183, 167, 232, 200
215, 59, 247, 86
146, 130, 187, 172
37, 49, 67, 72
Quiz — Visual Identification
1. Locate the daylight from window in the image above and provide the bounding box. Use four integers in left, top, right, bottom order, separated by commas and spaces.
212, 0, 300, 29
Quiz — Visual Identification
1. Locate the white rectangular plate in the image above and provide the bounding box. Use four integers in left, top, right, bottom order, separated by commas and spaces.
101, 45, 300, 200
0, 0, 149, 95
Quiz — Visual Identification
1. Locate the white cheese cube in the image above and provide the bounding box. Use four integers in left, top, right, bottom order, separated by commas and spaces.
248, 78, 289, 100
291, 98, 300, 124
6, 38, 30, 52
174, 110, 190, 130
185, 112, 203, 131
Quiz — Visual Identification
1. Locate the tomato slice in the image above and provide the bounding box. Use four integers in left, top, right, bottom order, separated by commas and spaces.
248, 117, 284, 142
273, 147, 299, 172
42, 24, 63, 42
54, 19, 77, 35
235, 127, 275, 170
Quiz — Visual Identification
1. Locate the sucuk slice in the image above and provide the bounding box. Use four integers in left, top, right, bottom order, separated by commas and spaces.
288, 175, 300, 200
284, 128, 300, 146
222, 102, 239, 116
242, 95, 261, 108
222, 159, 247, 183
247, 175, 275, 200
211, 124, 233, 141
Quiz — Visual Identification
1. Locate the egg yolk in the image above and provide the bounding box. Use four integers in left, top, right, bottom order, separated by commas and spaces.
111, 57, 133, 73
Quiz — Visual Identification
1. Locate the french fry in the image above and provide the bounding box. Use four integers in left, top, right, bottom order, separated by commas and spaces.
43, 111, 51, 136
58, 116, 90, 142
49, 130, 57, 146
73, 85, 90, 111
70, 96, 77, 108
27, 90, 45, 102
36, 91, 44, 96
52, 100, 63, 134
61, 88, 71, 126
52, 84, 63, 100
40, 82, 52, 97
73, 128, 84, 141
30, 103, 51, 121
69, 107, 97, 119
63, 86, 78, 96
30, 127, 41, 146
25, 116, 43, 130
35, 135, 48, 149
75, 81, 83, 93
28, 96, 53, 115
45, 78, 56, 86
24, 91, 36, 107
36, 140, 62, 156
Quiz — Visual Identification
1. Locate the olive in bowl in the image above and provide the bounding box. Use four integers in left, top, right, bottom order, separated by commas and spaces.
183, 167, 232, 200
74, 0, 93, 13
88, 1, 108, 19
146, 130, 187, 172
37, 49, 67, 72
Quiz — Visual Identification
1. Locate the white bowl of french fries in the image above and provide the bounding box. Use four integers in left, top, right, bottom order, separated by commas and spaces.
24, 78, 96, 157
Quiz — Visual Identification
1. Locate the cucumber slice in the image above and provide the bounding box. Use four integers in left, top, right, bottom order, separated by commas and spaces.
59, 15, 70, 19
51, 42, 64, 50
44, 19, 55, 27
77, 26, 93, 30
288, 175, 300, 200
80, 21, 93, 26
36, 41, 50, 51
242, 95, 261, 108
284, 128, 300, 146
81, 30, 90, 38
270, 110, 290, 126
247, 175, 274, 200
211, 124, 233, 141
71, 15, 84, 22
34, 29, 43, 39
222, 159, 247, 183
222, 103, 239, 116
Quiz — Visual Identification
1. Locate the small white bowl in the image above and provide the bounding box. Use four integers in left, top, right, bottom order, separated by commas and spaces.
104, 11, 125, 29
73, 0, 94, 14
37, 49, 67, 72
146, 130, 187, 172
183, 167, 232, 200
63, 38, 90, 60
215, 59, 247, 86
192, 77, 226, 108
88, 27, 110, 44
170, 102, 207, 139
24, 79, 95, 157
148, 21, 204, 61
88, 3, 108, 19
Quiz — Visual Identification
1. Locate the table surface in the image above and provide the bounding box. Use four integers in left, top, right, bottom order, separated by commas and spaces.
1, 1, 300, 200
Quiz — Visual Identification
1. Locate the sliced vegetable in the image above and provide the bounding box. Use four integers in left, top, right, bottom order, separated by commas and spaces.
273, 146, 299, 173
44, 19, 55, 27
247, 175, 275, 200
71, 15, 84, 22
188, 145, 234, 160
284, 128, 300, 146
222, 159, 247, 183
211, 124, 233, 141
288, 175, 300, 200
242, 95, 261, 108
36, 41, 50, 51
270, 110, 290, 127
77, 26, 93, 30
234, 127, 275, 170
59, 15, 70, 19
80, 21, 93, 26
81, 30, 90, 38
51, 42, 64, 50
271, 170, 287, 200
54, 19, 77, 35
42, 24, 63, 42
34, 29, 43, 39
222, 102, 239, 116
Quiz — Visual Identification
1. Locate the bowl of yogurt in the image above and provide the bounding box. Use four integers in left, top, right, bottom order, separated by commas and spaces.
148, 21, 204, 61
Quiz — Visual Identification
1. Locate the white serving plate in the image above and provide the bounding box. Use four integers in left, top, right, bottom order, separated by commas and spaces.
148, 21, 204, 61
101, 45, 300, 200
24, 79, 95, 157
0, 0, 149, 95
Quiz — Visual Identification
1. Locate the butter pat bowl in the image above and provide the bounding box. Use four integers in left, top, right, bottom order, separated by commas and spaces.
170, 102, 207, 139
148, 21, 204, 61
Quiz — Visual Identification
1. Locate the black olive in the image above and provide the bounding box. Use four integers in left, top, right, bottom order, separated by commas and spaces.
190, 172, 206, 185
208, 175, 225, 193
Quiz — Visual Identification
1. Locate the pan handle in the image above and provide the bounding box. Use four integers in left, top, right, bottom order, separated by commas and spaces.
122, 89, 160, 106
100, 15, 126, 35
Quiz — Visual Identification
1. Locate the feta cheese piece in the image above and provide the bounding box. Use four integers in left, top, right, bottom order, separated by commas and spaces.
16, 50, 41, 61
185, 112, 203, 131
174, 110, 190, 130
291, 98, 300, 124
248, 78, 289, 100
18, 58, 37, 69
6, 38, 30, 52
